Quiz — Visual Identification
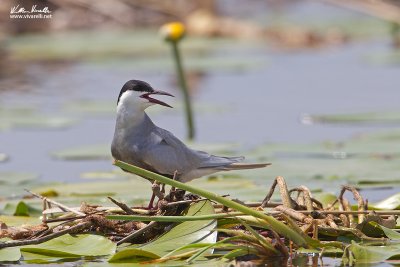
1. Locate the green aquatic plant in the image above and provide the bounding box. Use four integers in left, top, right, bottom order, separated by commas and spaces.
160, 22, 195, 140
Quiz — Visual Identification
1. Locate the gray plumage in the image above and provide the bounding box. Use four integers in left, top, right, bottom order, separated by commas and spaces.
111, 80, 269, 183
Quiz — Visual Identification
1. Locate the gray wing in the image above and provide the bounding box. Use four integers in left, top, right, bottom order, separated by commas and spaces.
142, 127, 244, 176
195, 150, 244, 169
141, 127, 202, 175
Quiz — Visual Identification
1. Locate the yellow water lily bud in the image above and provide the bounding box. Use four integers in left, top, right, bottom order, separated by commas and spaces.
160, 22, 185, 42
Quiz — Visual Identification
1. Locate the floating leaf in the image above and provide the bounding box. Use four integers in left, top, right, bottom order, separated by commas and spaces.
13, 201, 30, 216
0, 106, 76, 131
372, 193, 400, 210
21, 234, 116, 258
64, 100, 114, 115
21, 251, 66, 264
0, 172, 39, 186
312, 192, 338, 208
0, 215, 41, 226
368, 222, 400, 240
343, 241, 400, 264
0, 246, 21, 262
302, 111, 400, 125
107, 248, 159, 263
33, 177, 149, 198
8, 29, 262, 65
366, 51, 400, 66
0, 172, 41, 199
2, 201, 42, 217
80, 170, 130, 180
52, 144, 111, 160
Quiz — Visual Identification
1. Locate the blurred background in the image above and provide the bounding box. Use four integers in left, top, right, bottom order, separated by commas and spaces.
1, 0, 400, 205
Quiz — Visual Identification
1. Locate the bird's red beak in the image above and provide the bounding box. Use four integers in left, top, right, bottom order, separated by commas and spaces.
140, 90, 174, 108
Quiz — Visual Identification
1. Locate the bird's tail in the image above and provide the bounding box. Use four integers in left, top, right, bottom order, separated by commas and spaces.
224, 162, 271, 170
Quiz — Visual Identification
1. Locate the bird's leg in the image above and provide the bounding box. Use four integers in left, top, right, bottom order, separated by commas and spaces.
147, 192, 156, 210
149, 181, 166, 210
170, 170, 178, 201
161, 183, 166, 194
147, 181, 160, 209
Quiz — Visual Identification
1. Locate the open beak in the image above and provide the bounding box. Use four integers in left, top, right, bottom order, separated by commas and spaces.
141, 90, 174, 108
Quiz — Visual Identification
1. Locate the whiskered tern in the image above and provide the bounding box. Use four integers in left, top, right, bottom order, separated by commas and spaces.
111, 80, 270, 208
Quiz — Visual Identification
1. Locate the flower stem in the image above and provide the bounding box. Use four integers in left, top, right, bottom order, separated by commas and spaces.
171, 41, 195, 140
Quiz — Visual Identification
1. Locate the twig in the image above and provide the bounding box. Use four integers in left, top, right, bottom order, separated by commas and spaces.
0, 221, 91, 249
165, 198, 205, 207
339, 198, 350, 227
25, 189, 86, 217
44, 216, 86, 223
339, 185, 365, 223
261, 176, 294, 209
108, 197, 135, 215
289, 186, 313, 211
274, 205, 313, 224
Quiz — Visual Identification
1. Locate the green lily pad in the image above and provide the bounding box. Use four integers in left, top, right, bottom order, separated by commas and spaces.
80, 170, 130, 180
0, 246, 21, 262
302, 111, 400, 125
365, 51, 400, 66
343, 241, 400, 265
0, 215, 42, 226
0, 106, 76, 131
371, 193, 400, 210
106, 248, 159, 263
114, 56, 263, 72
8, 29, 262, 64
0, 172, 42, 198
34, 172, 264, 205
33, 177, 148, 197
64, 100, 115, 115
13, 201, 30, 216
368, 222, 400, 240
21, 234, 116, 258
245, 130, 400, 189
52, 144, 111, 160
2, 201, 42, 217
21, 251, 66, 264
312, 192, 338, 208
0, 172, 39, 186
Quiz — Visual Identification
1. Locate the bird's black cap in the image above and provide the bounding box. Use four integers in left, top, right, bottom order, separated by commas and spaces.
117, 80, 154, 104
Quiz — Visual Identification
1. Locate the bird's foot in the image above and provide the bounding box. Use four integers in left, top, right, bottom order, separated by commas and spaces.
145, 181, 166, 210
152, 181, 165, 200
